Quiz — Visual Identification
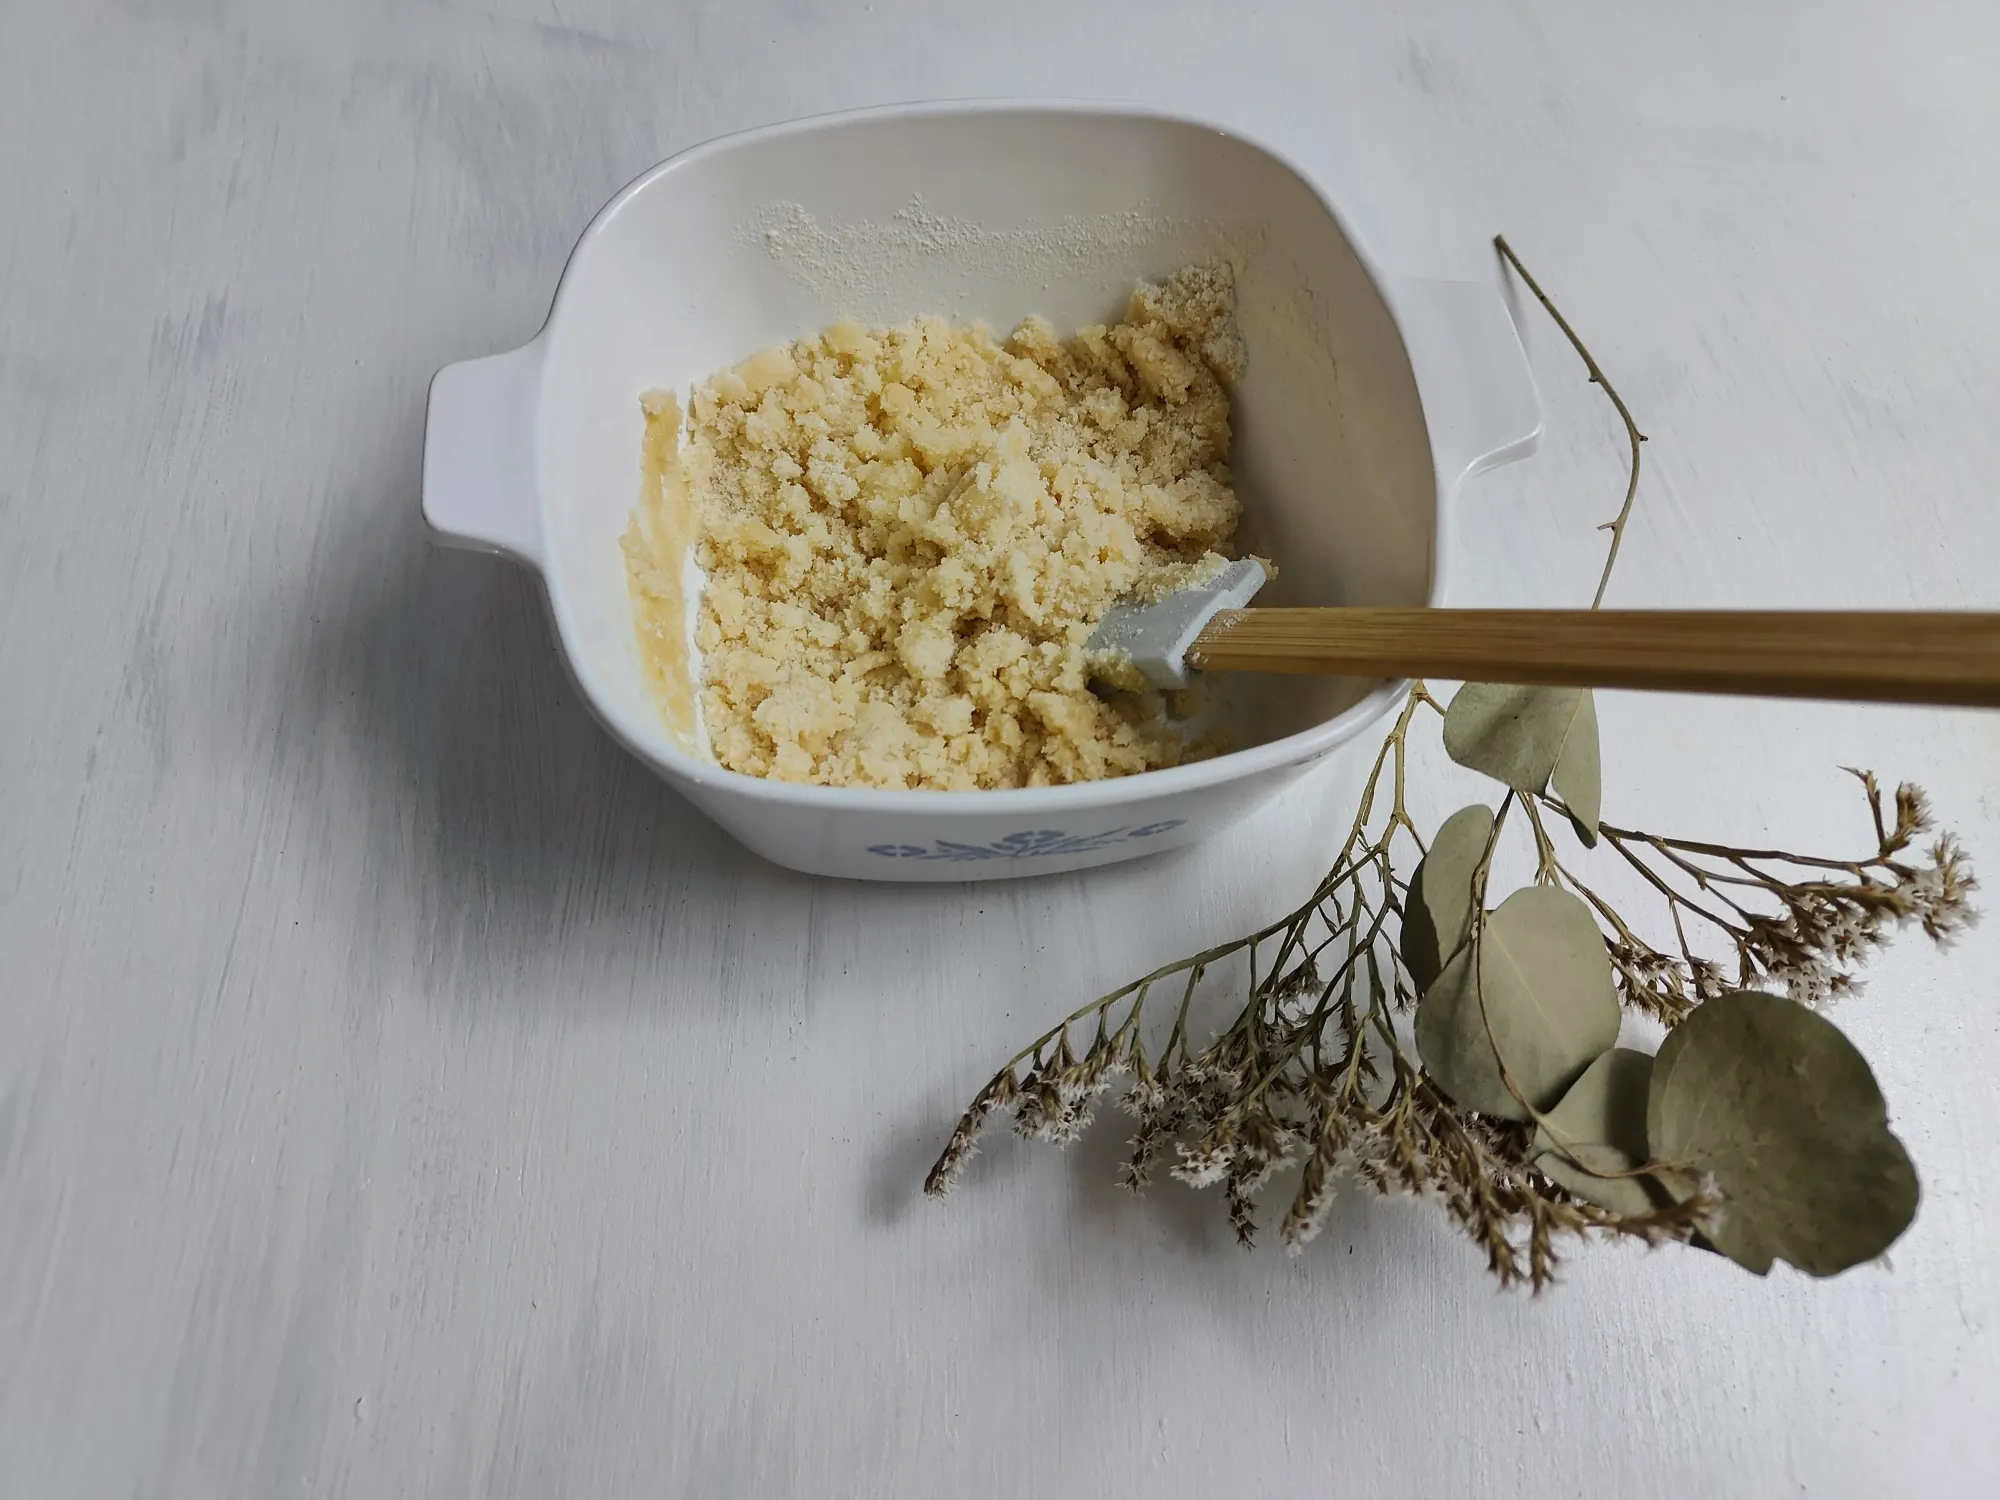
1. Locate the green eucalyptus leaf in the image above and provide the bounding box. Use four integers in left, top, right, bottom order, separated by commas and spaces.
1648, 989, 1919, 1277
1401, 804, 1495, 993
1443, 685, 1602, 838
1533, 1047, 1663, 1217
1415, 886, 1622, 1120
1550, 689, 1601, 845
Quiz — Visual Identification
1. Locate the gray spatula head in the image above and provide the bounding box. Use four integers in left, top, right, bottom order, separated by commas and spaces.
1085, 557, 1270, 690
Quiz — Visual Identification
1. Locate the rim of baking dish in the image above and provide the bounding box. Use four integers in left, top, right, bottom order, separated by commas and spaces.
536, 98, 1436, 814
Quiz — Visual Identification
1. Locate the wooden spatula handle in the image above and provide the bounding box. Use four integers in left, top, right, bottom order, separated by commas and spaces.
1186, 609, 2000, 708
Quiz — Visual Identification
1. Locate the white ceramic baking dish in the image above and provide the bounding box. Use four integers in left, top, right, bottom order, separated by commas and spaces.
422, 101, 1541, 882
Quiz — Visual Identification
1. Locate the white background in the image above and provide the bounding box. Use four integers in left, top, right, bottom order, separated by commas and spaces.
4, 2, 1999, 1495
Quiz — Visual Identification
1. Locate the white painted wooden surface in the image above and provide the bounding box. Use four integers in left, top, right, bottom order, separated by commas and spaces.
5, 1, 2000, 1494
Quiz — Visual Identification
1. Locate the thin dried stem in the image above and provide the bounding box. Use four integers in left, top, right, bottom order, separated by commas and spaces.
1495, 234, 1647, 610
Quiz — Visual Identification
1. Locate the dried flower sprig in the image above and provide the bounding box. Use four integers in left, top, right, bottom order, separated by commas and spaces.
1545, 773, 1976, 1017
926, 238, 1977, 1288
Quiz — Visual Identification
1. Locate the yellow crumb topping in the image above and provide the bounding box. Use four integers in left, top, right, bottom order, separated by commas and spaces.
626, 262, 1249, 790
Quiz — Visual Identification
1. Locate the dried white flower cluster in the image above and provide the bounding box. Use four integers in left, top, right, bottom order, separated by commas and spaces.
1583, 772, 1978, 1017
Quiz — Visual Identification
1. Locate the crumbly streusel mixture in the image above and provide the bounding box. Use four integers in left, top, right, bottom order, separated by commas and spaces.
626, 262, 1248, 789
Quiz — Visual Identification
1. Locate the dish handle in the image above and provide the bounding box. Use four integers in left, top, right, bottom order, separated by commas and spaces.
421, 339, 546, 568
1395, 278, 1544, 493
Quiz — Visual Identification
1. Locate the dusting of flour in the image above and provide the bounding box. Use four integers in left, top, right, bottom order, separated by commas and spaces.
739, 197, 1252, 322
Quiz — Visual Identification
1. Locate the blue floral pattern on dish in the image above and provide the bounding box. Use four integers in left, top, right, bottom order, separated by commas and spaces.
867, 821, 1187, 862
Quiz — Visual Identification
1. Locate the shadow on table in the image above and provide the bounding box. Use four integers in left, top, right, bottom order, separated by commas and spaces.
276, 487, 1150, 1012
278, 495, 745, 986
